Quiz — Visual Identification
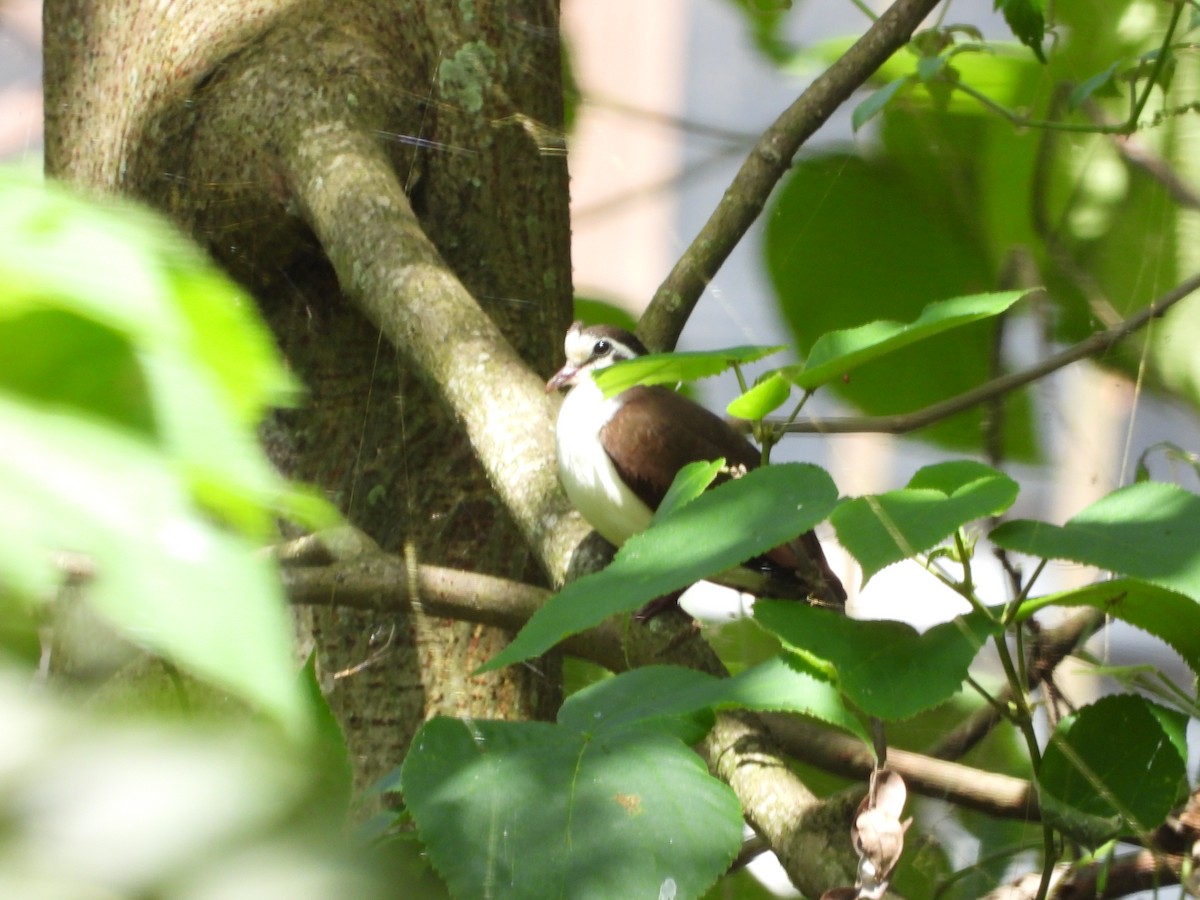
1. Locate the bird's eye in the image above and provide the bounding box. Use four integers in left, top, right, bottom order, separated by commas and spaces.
594, 339, 612, 356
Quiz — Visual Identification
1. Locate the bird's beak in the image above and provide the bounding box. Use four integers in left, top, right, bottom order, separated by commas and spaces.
546, 363, 578, 393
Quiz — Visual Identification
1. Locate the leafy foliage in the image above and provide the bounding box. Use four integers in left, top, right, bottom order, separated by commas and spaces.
755, 602, 1000, 721
1037, 695, 1188, 844
764, 153, 1038, 456
0, 671, 382, 899
0, 171, 328, 734
479, 462, 839, 673
19, 1, 1200, 896
832, 460, 1019, 581
0, 172, 385, 896
991, 481, 1200, 599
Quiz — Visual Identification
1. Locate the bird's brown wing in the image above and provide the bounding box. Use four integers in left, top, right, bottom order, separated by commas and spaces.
600, 385, 761, 512
602, 385, 845, 606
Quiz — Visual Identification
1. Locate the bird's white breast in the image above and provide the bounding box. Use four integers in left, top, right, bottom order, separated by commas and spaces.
555, 376, 654, 546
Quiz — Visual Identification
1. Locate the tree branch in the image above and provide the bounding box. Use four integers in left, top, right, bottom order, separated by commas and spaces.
277, 529, 633, 673
285, 121, 589, 585
704, 712, 860, 896
779, 272, 1200, 435
762, 715, 1039, 822
637, 0, 942, 352
983, 852, 1186, 900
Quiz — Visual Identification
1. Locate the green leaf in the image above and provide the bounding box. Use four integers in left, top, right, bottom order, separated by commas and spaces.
725, 372, 793, 420
558, 665, 719, 743
990, 482, 1200, 600
594, 344, 784, 398
479, 463, 839, 673
1016, 578, 1200, 677
573, 296, 639, 333
852, 77, 911, 132
755, 602, 1000, 720
915, 55, 948, 84
0, 309, 154, 435
0, 172, 308, 539
0, 396, 308, 734
654, 458, 725, 523
0, 172, 298, 424
831, 461, 1019, 581
790, 291, 1029, 390
560, 659, 868, 743
1135, 441, 1200, 485
723, 0, 794, 63
403, 716, 742, 900
300, 655, 353, 812
995, 0, 1046, 62
1038, 695, 1187, 844
1068, 62, 1122, 109
716, 653, 870, 741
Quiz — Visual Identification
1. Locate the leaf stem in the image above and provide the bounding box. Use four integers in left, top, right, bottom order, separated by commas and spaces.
990, 629, 1059, 899
953, 530, 974, 594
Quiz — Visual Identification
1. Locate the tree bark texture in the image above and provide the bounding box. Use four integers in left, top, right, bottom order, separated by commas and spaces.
44, 0, 573, 789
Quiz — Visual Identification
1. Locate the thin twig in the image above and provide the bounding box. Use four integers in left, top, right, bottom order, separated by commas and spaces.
638, 0, 943, 352
929, 608, 1103, 761
779, 272, 1200, 434
763, 714, 1039, 821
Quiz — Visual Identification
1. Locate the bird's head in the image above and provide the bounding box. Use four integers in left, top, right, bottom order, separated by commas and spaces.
545, 321, 649, 392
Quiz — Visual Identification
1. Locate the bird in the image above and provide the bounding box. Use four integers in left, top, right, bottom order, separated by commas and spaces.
546, 320, 845, 612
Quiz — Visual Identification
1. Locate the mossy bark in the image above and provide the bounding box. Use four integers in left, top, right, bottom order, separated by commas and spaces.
44, 0, 573, 789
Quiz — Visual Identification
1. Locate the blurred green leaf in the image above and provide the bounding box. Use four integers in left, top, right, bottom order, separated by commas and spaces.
841, 39, 1041, 114
595, 344, 784, 398
0, 172, 315, 734
573, 296, 639, 333
832, 461, 1019, 581
1069, 62, 1123, 108
852, 77, 911, 131
1038, 695, 1187, 844
995, 0, 1046, 62
0, 672, 382, 898
300, 655, 353, 813
0, 172, 298, 421
1134, 441, 1200, 485
755, 602, 999, 720
721, 0, 795, 63
0, 396, 309, 732
479, 463, 839, 673
0, 172, 318, 538
0, 309, 154, 434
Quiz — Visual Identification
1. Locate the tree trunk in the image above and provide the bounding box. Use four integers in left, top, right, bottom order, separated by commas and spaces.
44, 0, 573, 789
